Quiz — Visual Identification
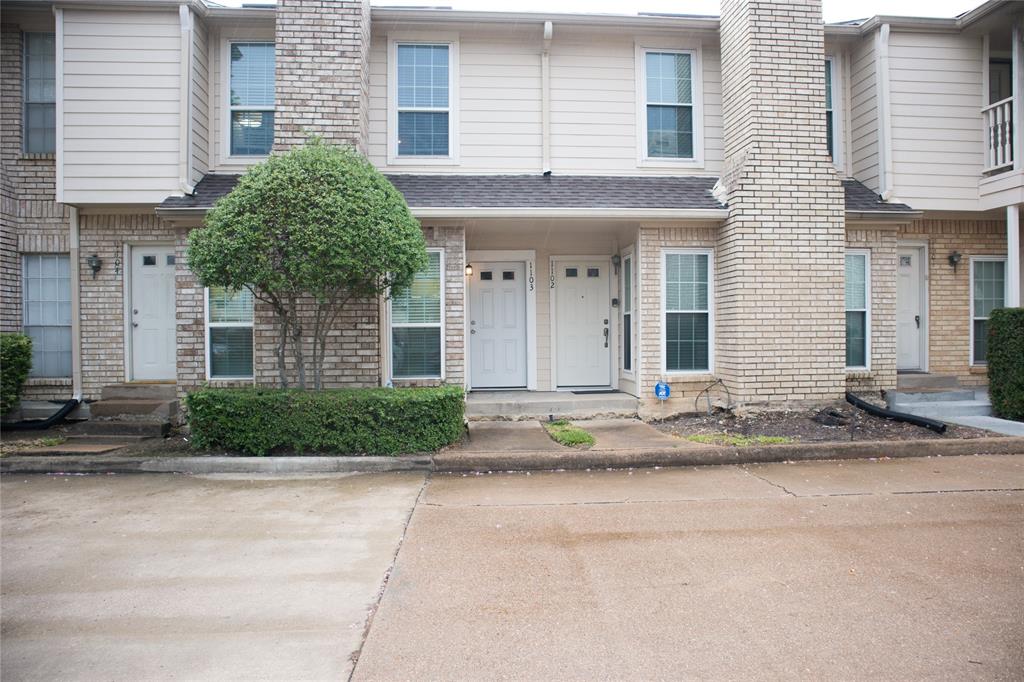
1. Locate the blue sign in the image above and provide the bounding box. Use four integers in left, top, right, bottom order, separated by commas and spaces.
654, 382, 671, 401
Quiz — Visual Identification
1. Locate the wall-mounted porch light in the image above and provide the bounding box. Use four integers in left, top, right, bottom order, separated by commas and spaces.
465, 264, 473, 277
948, 251, 962, 273
86, 254, 103, 279
611, 254, 621, 275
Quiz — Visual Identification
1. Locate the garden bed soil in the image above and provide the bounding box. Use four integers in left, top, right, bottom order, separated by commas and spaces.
653, 401, 996, 442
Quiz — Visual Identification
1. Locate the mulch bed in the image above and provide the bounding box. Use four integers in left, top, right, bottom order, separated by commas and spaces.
653, 401, 996, 442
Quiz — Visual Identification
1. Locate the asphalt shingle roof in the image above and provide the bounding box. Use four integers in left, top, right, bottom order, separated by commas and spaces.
158, 173, 916, 215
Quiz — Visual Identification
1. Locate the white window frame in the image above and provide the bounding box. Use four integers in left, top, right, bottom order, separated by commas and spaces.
387, 35, 460, 166
660, 247, 714, 375
636, 44, 704, 168
23, 31, 56, 155
388, 248, 446, 381
845, 249, 871, 371
621, 248, 635, 376
969, 255, 1008, 367
824, 55, 845, 171
204, 286, 255, 381
222, 38, 275, 163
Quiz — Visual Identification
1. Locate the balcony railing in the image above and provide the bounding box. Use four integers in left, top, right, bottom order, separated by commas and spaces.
983, 96, 1014, 173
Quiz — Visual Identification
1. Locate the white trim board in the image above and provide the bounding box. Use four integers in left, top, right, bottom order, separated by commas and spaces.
466, 249, 538, 391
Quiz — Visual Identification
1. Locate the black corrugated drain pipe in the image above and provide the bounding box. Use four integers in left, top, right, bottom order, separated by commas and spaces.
1, 399, 81, 432
846, 392, 947, 434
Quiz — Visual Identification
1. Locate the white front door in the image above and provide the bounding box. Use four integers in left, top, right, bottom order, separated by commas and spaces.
469, 262, 528, 388
555, 260, 611, 387
130, 245, 177, 380
896, 247, 925, 370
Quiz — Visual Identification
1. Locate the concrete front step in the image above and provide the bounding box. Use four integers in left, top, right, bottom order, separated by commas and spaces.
886, 390, 977, 404
895, 373, 961, 392
69, 420, 170, 438
888, 400, 993, 420
101, 383, 177, 401
89, 399, 178, 419
65, 434, 155, 444
466, 391, 639, 421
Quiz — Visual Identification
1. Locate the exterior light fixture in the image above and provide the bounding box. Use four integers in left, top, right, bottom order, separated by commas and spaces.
465, 264, 473, 276
611, 254, 621, 274
948, 251, 962, 272
86, 254, 103, 279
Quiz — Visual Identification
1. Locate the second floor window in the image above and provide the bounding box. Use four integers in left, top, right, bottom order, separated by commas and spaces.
396, 44, 450, 156
825, 59, 835, 159
645, 51, 694, 159
23, 32, 56, 154
229, 42, 274, 156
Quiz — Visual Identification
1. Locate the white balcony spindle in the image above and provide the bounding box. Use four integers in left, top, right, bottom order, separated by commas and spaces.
983, 96, 1015, 173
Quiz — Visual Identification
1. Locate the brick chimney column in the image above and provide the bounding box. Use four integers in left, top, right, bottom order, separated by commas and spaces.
274, 0, 370, 153
716, 0, 847, 407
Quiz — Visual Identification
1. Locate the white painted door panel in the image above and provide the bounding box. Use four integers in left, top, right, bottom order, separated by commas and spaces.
131, 246, 176, 380
896, 248, 923, 370
555, 261, 611, 387
470, 262, 527, 388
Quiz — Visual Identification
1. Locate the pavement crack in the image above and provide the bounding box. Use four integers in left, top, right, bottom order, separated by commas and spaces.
741, 467, 798, 497
347, 472, 429, 682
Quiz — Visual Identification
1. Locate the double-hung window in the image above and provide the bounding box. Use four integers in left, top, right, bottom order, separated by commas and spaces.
643, 50, 695, 160
206, 286, 254, 379
622, 252, 634, 373
824, 59, 835, 159
663, 250, 712, 373
845, 251, 870, 369
229, 42, 274, 157
23, 32, 56, 154
391, 250, 444, 379
23, 254, 71, 377
970, 257, 1006, 365
395, 43, 451, 157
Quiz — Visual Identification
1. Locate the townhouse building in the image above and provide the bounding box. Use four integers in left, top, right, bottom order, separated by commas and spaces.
1, 0, 1022, 420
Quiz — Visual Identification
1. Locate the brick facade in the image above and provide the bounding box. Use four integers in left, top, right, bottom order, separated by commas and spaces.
717, 0, 847, 408
274, 0, 370, 153
845, 225, 899, 395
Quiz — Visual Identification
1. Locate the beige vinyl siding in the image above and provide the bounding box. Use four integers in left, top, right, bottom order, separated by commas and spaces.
190, 15, 210, 185
368, 27, 722, 175
368, 28, 543, 171
849, 32, 880, 192
888, 30, 983, 210
61, 9, 182, 204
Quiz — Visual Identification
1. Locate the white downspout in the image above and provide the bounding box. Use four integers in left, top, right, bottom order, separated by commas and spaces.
541, 21, 553, 174
876, 23, 894, 200
69, 206, 83, 402
179, 4, 196, 195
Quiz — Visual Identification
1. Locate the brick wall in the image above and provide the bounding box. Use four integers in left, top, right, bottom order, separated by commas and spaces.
274, 0, 370, 153
717, 0, 847, 408
845, 225, 899, 395
899, 217, 1017, 387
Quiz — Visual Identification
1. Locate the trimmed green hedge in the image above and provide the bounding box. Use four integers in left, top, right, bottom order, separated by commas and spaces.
988, 308, 1024, 421
185, 385, 465, 456
1, 334, 32, 415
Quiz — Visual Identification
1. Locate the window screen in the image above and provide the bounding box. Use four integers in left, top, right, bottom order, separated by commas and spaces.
392, 251, 443, 378
972, 259, 1006, 364
24, 32, 56, 154
646, 52, 693, 159
229, 42, 275, 156
23, 254, 71, 377
207, 286, 254, 378
396, 44, 450, 156
664, 252, 709, 371
845, 253, 868, 368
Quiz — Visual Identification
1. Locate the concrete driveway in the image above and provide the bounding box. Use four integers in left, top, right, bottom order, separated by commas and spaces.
3, 456, 1023, 681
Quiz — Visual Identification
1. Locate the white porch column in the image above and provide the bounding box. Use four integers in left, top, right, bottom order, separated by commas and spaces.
1009, 204, 1022, 307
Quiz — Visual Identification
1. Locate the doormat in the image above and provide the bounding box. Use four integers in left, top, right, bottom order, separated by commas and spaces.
572, 390, 618, 395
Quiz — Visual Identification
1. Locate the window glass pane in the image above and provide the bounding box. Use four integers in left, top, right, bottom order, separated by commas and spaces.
824, 60, 833, 110
973, 260, 1006, 318
24, 33, 56, 153
646, 52, 691, 105
666, 312, 709, 372
209, 286, 254, 324
22, 254, 71, 378
845, 254, 866, 310
397, 111, 449, 156
826, 111, 834, 158
623, 258, 632, 313
846, 311, 867, 367
397, 44, 449, 108
392, 327, 441, 378
973, 319, 989, 364
231, 111, 274, 156
230, 42, 275, 107
392, 252, 441, 324
665, 253, 708, 311
623, 314, 632, 371
647, 105, 693, 158
209, 327, 254, 378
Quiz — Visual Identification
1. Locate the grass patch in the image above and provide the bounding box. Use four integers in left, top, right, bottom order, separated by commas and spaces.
0, 435, 67, 455
544, 420, 596, 448
684, 433, 795, 447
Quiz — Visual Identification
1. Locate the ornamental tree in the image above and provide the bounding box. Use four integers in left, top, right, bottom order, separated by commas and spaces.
187, 138, 427, 389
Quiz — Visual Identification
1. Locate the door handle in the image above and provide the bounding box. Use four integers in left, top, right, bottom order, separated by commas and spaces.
915, 315, 920, 329
132, 322, 138, 328
603, 327, 609, 348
